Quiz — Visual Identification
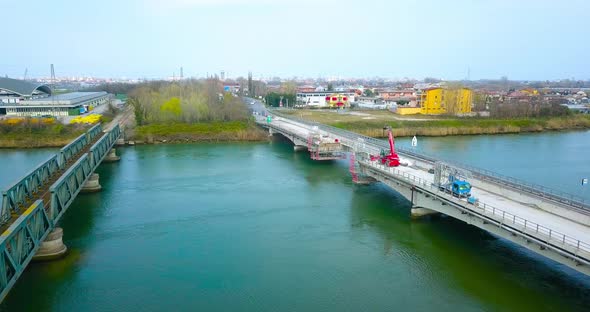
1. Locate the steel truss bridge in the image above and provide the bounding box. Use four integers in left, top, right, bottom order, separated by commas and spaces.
0, 123, 121, 301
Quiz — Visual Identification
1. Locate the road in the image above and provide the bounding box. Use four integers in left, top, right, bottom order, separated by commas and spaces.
243, 97, 268, 116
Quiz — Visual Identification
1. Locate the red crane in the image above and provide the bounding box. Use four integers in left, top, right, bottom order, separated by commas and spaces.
371, 127, 400, 167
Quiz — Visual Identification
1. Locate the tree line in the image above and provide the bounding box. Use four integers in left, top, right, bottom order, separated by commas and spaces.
128, 79, 249, 125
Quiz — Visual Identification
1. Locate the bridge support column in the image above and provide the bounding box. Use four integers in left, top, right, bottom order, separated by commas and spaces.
33, 227, 67, 261
81, 173, 102, 193
411, 207, 439, 219
293, 145, 307, 152
103, 148, 120, 162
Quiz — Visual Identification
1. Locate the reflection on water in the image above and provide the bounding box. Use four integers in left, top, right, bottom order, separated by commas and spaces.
0, 135, 589, 311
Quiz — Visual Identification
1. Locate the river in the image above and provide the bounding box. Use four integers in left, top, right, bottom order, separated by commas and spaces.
0, 130, 589, 311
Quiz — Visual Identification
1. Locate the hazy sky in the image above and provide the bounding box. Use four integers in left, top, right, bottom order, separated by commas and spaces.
1, 0, 588, 80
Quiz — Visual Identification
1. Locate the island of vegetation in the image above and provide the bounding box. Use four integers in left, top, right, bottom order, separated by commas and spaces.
127, 79, 267, 143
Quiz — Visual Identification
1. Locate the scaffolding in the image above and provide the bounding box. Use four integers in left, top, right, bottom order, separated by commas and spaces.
306, 132, 345, 160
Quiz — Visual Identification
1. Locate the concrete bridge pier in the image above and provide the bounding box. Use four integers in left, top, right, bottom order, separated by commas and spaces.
33, 227, 67, 261
294, 145, 308, 152
103, 148, 120, 162
81, 173, 102, 193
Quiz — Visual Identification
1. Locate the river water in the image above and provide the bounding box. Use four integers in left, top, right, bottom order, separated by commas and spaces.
1, 131, 589, 311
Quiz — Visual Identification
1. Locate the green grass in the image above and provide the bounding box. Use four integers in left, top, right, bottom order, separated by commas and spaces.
134, 120, 268, 142
0, 124, 88, 148
281, 109, 590, 137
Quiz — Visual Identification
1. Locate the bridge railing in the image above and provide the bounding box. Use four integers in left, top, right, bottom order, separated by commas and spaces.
58, 133, 88, 169
394, 146, 590, 212
0, 200, 51, 302
89, 124, 121, 169
57, 123, 103, 169
0, 155, 61, 224
363, 160, 590, 262
86, 123, 102, 142
269, 109, 590, 212
49, 154, 93, 223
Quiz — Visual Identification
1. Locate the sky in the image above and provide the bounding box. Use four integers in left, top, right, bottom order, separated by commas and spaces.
1, 0, 589, 80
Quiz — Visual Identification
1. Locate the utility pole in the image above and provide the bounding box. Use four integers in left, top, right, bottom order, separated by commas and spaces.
50, 64, 56, 92
248, 71, 253, 97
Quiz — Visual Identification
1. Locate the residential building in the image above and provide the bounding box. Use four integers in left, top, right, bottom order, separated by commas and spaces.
417, 87, 473, 115
296, 91, 356, 107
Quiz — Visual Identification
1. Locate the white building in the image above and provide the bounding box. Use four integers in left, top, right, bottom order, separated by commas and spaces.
296, 91, 356, 107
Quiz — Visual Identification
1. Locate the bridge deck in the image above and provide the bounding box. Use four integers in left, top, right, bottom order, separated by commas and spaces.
394, 163, 590, 244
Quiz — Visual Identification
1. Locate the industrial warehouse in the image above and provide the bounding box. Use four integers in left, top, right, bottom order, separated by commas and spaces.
0, 77, 109, 117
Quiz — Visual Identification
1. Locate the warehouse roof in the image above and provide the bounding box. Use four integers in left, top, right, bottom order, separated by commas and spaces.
0, 77, 52, 97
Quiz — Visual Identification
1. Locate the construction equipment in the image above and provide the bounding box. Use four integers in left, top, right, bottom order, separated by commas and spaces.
433, 162, 472, 198
439, 176, 472, 198
307, 133, 345, 160
370, 127, 400, 167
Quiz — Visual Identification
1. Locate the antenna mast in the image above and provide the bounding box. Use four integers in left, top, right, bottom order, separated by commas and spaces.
50, 64, 56, 92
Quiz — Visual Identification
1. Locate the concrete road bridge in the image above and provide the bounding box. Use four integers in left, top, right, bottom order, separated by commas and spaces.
258, 110, 590, 277
0, 120, 124, 301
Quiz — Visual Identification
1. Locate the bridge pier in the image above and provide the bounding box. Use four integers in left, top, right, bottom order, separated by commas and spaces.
293, 145, 307, 152
81, 173, 102, 193
103, 148, 120, 162
33, 227, 67, 261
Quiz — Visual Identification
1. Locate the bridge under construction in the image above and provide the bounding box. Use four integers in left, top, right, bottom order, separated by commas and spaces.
259, 110, 590, 277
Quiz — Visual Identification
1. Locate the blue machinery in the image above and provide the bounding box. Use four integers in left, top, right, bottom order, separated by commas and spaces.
0, 123, 121, 301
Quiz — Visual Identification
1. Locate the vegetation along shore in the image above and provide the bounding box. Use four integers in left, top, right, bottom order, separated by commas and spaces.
279, 109, 590, 138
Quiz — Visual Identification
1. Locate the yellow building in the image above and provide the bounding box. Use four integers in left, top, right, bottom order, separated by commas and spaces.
521, 88, 539, 95
418, 87, 472, 115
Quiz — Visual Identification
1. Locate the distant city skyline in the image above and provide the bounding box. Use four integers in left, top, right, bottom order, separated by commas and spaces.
2, 0, 589, 80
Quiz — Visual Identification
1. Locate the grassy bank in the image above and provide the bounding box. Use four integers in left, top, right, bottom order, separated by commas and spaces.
0, 124, 87, 148
133, 120, 268, 143
280, 110, 590, 137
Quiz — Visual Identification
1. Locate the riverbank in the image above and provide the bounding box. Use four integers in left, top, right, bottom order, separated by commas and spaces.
0, 125, 87, 148
132, 120, 268, 143
279, 109, 590, 138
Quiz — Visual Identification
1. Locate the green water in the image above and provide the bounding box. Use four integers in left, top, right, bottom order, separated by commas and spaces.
1, 132, 590, 311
